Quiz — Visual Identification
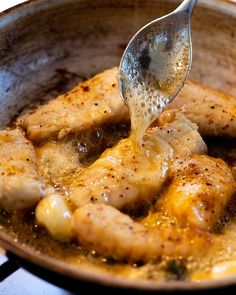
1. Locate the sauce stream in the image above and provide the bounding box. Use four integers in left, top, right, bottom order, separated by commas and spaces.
120, 41, 190, 143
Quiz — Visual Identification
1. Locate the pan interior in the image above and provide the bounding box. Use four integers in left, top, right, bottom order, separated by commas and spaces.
0, 0, 236, 291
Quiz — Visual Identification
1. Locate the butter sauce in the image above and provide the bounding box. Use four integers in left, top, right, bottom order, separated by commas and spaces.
119, 33, 190, 143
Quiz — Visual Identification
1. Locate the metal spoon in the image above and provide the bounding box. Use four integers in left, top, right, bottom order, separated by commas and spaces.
119, 0, 198, 142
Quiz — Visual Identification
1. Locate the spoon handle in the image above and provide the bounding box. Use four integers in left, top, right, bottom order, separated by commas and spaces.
175, 0, 198, 14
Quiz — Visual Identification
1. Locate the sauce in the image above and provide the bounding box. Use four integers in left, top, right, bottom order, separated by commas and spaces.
119, 36, 190, 143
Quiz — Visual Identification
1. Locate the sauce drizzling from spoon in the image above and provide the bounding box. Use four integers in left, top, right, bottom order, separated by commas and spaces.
119, 0, 196, 143
119, 40, 190, 144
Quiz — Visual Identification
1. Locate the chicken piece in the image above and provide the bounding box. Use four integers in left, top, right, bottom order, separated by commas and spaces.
0, 130, 46, 211
72, 203, 211, 262
68, 114, 206, 211
69, 133, 172, 211
35, 140, 82, 180
156, 113, 207, 159
160, 80, 236, 137
19, 67, 129, 142
162, 155, 235, 230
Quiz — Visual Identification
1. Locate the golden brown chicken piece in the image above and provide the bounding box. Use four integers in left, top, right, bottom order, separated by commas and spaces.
19, 67, 129, 142
160, 81, 236, 137
68, 114, 206, 211
0, 129, 46, 211
68, 134, 172, 211
162, 155, 235, 230
156, 113, 207, 159
72, 203, 210, 262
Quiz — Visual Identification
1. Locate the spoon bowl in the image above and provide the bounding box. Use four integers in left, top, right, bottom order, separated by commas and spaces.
119, 0, 198, 141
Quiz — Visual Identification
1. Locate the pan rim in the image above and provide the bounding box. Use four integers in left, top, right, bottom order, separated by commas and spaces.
1, 227, 236, 291
0, 0, 235, 25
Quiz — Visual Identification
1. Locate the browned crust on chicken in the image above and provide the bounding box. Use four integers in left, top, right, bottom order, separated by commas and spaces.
19, 67, 129, 142
160, 80, 236, 138
72, 203, 211, 262
162, 155, 236, 230
0, 129, 46, 211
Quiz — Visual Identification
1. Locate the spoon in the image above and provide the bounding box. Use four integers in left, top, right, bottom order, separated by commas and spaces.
119, 0, 198, 142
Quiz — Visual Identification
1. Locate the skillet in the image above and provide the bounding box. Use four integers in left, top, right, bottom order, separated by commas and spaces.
0, 0, 236, 292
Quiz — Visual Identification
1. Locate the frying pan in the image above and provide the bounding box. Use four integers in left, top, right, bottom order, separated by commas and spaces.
0, 0, 236, 292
